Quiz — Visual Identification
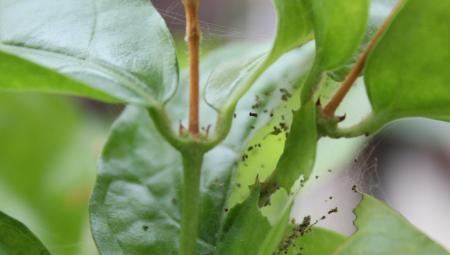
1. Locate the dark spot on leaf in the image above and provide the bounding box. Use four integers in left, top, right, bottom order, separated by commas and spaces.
279, 122, 288, 131
270, 126, 283, 136
280, 88, 292, 101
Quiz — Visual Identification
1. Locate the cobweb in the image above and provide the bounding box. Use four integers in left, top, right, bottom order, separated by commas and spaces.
153, 0, 273, 43
346, 137, 387, 197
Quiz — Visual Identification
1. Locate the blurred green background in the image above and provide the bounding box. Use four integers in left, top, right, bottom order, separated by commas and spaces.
0, 93, 119, 254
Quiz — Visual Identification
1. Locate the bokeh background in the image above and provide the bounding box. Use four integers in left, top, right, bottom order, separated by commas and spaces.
1, 0, 449, 254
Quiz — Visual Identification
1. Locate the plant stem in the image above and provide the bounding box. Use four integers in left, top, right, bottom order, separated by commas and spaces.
322, 0, 405, 117
322, 113, 390, 138
180, 148, 204, 255
182, 0, 201, 136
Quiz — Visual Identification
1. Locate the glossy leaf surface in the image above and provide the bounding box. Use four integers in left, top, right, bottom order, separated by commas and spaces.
365, 0, 450, 121
0, 51, 118, 102
335, 195, 449, 255
310, 0, 370, 70
90, 107, 221, 254
0, 0, 178, 106
0, 210, 50, 255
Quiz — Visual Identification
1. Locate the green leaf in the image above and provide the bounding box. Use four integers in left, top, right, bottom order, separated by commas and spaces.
90, 107, 215, 254
216, 187, 272, 255
0, 0, 178, 107
310, 0, 370, 70
90, 101, 249, 254
269, 0, 313, 63
0, 51, 118, 102
0, 210, 50, 255
282, 227, 347, 255
365, 0, 450, 122
268, 100, 318, 192
204, 0, 313, 111
328, 0, 397, 82
334, 195, 449, 255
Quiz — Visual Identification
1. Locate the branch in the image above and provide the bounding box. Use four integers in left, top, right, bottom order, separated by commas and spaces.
182, 0, 201, 136
322, 0, 404, 117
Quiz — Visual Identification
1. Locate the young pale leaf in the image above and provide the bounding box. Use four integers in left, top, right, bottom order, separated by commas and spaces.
223, 43, 315, 150
204, 0, 312, 110
310, 0, 370, 70
365, 0, 450, 122
334, 195, 449, 255
0, 211, 51, 255
281, 227, 347, 255
204, 49, 267, 109
216, 187, 272, 255
0, 0, 178, 107
224, 44, 316, 208
269, 100, 318, 192
215, 44, 316, 252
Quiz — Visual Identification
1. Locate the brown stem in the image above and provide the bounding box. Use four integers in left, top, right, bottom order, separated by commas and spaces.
322, 0, 404, 117
183, 0, 201, 136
